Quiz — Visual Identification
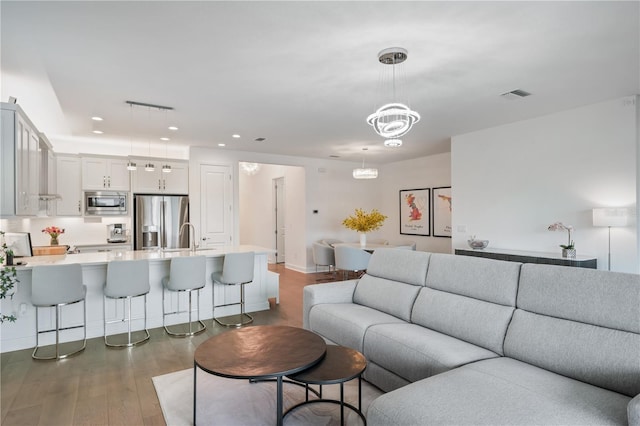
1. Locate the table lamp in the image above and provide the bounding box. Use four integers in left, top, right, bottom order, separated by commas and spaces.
592, 208, 630, 271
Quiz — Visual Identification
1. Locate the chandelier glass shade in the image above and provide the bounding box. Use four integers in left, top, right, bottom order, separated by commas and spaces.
352, 168, 378, 179
383, 138, 403, 148
126, 160, 137, 171
367, 103, 420, 139
353, 148, 378, 179
367, 47, 419, 142
240, 162, 261, 176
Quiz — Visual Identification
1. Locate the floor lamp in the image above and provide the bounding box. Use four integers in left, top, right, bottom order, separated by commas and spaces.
592, 208, 630, 271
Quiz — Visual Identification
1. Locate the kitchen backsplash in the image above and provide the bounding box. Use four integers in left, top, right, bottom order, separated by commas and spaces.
0, 217, 132, 247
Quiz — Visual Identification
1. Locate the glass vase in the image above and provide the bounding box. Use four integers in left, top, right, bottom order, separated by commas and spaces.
50, 236, 59, 246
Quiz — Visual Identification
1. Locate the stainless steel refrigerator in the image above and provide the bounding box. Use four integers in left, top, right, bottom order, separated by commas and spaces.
134, 195, 189, 250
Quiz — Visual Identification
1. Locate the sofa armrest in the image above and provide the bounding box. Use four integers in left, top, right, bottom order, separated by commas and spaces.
303, 280, 358, 330
629, 393, 640, 426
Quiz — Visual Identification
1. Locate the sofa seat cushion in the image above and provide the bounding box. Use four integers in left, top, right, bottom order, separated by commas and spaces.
363, 323, 499, 383
367, 357, 631, 426
307, 303, 405, 352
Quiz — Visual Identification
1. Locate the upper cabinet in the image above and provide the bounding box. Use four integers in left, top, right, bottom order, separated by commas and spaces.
1, 103, 40, 217
56, 155, 82, 216
81, 156, 130, 191
131, 160, 188, 194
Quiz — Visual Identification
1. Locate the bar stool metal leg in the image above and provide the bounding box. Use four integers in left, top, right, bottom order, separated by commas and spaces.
163, 288, 206, 337
104, 294, 150, 348
32, 300, 87, 360
213, 282, 254, 327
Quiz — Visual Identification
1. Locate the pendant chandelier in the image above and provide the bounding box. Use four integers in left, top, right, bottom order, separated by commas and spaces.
353, 148, 378, 179
125, 100, 174, 172
240, 162, 261, 176
366, 47, 420, 145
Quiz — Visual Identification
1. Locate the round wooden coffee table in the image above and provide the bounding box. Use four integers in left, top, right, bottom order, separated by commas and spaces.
193, 325, 326, 426
285, 345, 367, 425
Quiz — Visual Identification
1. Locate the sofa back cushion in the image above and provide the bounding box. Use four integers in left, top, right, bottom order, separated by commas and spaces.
412, 254, 521, 355
504, 264, 640, 397
365, 248, 431, 285
353, 249, 430, 322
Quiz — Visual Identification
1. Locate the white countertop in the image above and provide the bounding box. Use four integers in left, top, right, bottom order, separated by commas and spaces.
13, 245, 275, 269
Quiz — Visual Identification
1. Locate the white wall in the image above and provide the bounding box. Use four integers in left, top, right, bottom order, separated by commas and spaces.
0, 216, 132, 247
239, 164, 305, 264
378, 152, 452, 253
452, 96, 638, 273
189, 147, 378, 273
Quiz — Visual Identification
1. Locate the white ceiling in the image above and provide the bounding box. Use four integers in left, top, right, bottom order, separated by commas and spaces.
1, 1, 638, 163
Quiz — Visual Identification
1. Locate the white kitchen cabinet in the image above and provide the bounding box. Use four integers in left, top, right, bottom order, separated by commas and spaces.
56, 155, 82, 216
44, 149, 57, 216
1, 103, 40, 216
131, 160, 188, 194
81, 156, 130, 191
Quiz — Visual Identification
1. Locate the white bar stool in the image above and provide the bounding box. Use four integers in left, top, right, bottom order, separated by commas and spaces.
162, 256, 207, 336
31, 263, 87, 360
212, 251, 255, 327
103, 259, 150, 347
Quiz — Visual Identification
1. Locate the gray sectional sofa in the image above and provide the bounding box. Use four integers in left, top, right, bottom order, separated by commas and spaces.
303, 248, 640, 425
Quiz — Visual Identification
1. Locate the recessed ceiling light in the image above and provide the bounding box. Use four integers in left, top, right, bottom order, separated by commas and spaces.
232, 134, 241, 138
218, 143, 226, 147
92, 130, 104, 134
254, 137, 266, 142
329, 155, 340, 158
168, 126, 178, 131
160, 137, 170, 141
91, 116, 103, 121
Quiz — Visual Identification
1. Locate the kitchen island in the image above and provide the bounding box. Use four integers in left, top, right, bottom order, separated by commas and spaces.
0, 245, 278, 353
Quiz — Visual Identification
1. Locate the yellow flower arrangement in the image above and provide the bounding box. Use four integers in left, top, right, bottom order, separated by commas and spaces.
342, 208, 387, 233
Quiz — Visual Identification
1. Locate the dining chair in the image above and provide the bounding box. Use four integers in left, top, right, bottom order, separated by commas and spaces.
335, 245, 372, 280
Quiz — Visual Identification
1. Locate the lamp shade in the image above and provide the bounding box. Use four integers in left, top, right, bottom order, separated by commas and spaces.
592, 208, 630, 227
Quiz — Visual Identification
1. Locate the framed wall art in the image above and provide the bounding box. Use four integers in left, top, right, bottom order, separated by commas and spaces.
399, 188, 430, 236
432, 186, 452, 238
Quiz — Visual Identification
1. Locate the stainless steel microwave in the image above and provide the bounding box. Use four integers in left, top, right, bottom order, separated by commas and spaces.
85, 191, 127, 215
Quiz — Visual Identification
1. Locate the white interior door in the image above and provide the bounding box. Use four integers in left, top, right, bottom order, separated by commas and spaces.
200, 164, 232, 248
274, 177, 285, 263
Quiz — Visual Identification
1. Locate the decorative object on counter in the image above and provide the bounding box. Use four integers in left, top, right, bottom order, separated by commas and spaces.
592, 207, 631, 271
342, 208, 388, 247
547, 222, 575, 258
42, 226, 65, 246
0, 231, 18, 323
467, 236, 489, 250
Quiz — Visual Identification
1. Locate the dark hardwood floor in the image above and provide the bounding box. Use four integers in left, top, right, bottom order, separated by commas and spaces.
0, 265, 342, 425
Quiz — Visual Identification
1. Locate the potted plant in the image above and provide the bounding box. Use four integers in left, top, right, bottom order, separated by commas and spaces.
342, 208, 388, 247
547, 222, 576, 258
0, 231, 18, 323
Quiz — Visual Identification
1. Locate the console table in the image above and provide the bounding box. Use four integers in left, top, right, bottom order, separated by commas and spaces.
455, 248, 597, 269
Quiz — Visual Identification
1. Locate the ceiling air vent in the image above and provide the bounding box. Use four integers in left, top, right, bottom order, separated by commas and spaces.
500, 89, 532, 100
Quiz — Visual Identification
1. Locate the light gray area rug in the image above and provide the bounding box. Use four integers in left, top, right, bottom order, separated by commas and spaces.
153, 368, 384, 425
